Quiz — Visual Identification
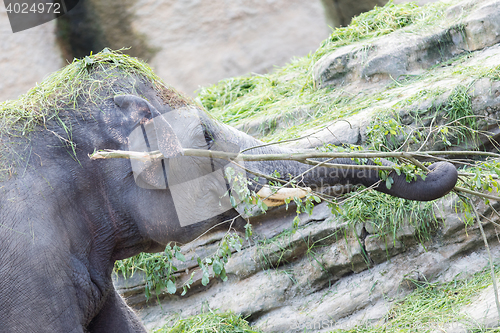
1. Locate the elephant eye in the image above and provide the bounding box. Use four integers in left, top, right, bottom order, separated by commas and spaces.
139, 110, 153, 125
130, 109, 153, 128
203, 128, 214, 149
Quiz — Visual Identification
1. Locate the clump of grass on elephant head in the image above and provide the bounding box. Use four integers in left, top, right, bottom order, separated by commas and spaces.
196, 0, 448, 141
0, 48, 190, 180
0, 48, 189, 136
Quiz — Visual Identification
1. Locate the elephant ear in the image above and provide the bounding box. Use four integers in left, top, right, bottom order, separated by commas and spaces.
114, 95, 183, 189
114, 95, 183, 159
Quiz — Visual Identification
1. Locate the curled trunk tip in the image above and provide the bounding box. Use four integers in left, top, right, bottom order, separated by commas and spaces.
386, 161, 458, 201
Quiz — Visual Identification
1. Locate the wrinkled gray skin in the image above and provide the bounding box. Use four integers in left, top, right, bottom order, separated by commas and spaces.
0, 77, 458, 332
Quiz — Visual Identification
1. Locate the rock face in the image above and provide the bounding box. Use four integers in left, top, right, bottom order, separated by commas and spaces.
112, 196, 497, 331
288, 0, 500, 149
314, 0, 500, 90
113, 0, 500, 331
1, 1, 331, 101
56, 0, 330, 95
123, 198, 500, 332
0, 8, 64, 101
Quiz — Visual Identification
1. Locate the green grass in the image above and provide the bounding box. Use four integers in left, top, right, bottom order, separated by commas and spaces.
334, 267, 500, 333
339, 190, 438, 243
152, 310, 263, 333
485, 65, 500, 81
311, 0, 443, 62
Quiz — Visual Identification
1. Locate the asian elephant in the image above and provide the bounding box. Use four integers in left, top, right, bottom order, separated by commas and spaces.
0, 53, 458, 333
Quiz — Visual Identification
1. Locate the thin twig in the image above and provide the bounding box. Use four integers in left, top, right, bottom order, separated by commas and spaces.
453, 186, 500, 201
189, 215, 241, 245
338, 180, 383, 203
489, 203, 500, 222
478, 210, 500, 229
406, 155, 429, 172
466, 197, 500, 324
419, 154, 479, 168
303, 159, 395, 171
90, 149, 163, 160
459, 172, 500, 179
239, 119, 352, 153
416, 115, 436, 152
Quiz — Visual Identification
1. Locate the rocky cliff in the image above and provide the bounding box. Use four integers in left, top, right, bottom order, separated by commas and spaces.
1, 0, 434, 102
0, 7, 64, 102
0, 0, 330, 101
114, 0, 500, 332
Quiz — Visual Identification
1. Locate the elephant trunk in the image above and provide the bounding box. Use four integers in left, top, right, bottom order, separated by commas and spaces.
245, 156, 457, 202
330, 158, 458, 201
218, 123, 458, 202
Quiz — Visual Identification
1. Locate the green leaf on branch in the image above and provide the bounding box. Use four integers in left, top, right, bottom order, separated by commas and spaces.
213, 260, 223, 275
328, 202, 341, 215
175, 251, 185, 262
202, 271, 210, 286
386, 176, 394, 189
245, 222, 253, 239
293, 216, 300, 231
220, 268, 228, 282
166, 279, 176, 294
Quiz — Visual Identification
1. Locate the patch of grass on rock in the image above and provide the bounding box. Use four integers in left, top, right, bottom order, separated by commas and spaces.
153, 310, 263, 333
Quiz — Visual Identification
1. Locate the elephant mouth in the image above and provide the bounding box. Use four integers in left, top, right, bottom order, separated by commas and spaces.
256, 186, 311, 207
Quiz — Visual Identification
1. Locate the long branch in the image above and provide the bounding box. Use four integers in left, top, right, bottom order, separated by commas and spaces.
90, 148, 500, 162
90, 148, 500, 201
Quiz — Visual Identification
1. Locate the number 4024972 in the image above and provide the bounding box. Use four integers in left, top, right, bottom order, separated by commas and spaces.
5, 2, 62, 14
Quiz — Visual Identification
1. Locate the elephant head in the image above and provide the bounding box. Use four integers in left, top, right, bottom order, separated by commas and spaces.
110, 93, 458, 241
